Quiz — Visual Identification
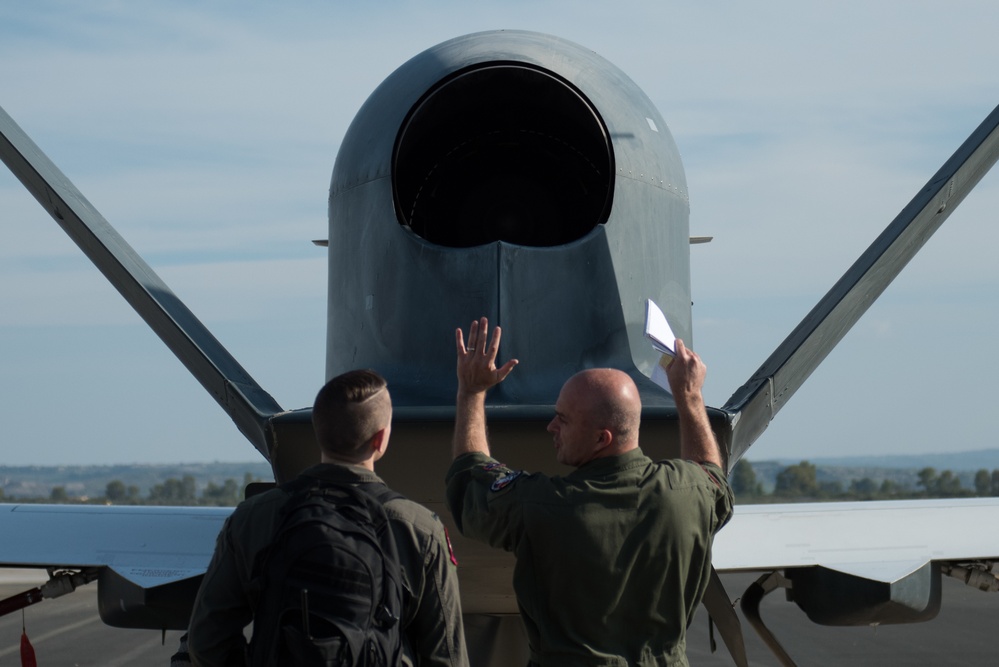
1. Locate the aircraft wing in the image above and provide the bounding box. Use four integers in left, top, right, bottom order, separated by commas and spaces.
714, 497, 999, 582
0, 503, 230, 628
709, 497, 999, 664
720, 103, 999, 465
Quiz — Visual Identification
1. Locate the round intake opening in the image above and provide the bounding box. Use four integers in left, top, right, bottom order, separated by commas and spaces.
394, 64, 613, 248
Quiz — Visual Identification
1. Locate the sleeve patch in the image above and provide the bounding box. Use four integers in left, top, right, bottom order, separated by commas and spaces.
489, 470, 523, 492
443, 526, 458, 566
698, 463, 722, 488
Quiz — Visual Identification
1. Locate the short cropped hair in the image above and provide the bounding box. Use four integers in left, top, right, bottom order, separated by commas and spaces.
312, 369, 392, 463
591, 393, 640, 442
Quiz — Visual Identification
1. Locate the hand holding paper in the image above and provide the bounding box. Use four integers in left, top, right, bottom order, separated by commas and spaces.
644, 299, 676, 392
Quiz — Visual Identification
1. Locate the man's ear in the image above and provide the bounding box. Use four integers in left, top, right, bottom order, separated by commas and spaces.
595, 428, 613, 452
369, 426, 390, 457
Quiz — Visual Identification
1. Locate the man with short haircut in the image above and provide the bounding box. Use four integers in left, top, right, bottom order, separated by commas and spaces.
446, 317, 733, 666
188, 369, 468, 667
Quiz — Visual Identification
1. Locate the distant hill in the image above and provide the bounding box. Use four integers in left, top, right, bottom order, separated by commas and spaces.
0, 461, 273, 500
757, 448, 999, 472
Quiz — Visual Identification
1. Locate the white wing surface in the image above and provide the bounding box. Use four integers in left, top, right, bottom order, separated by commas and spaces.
714, 497, 999, 582
0, 503, 230, 589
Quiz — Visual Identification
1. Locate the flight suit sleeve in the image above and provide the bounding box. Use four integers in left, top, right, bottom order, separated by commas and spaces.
396, 509, 469, 667
445, 452, 528, 552
696, 460, 735, 533
187, 515, 252, 667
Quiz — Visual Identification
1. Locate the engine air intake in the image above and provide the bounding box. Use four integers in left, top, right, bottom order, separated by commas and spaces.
394, 64, 613, 248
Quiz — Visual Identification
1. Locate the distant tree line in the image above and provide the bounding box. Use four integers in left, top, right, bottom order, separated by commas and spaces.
1, 472, 265, 506
731, 460, 999, 502
6, 462, 997, 506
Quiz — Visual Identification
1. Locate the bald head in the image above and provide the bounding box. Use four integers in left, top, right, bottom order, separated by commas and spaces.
548, 369, 642, 467
312, 369, 393, 464
563, 369, 642, 448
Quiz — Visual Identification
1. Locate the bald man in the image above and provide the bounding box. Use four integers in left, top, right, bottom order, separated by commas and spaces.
445, 318, 733, 667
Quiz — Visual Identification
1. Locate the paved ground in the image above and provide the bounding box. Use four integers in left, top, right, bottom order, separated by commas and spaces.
0, 569, 184, 666
685, 572, 998, 666
0, 569, 995, 665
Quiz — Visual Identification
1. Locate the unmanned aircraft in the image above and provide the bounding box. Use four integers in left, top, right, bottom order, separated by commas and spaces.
2, 30, 998, 666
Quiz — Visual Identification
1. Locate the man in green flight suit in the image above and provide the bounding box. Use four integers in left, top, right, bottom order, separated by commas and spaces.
446, 317, 733, 667
188, 369, 468, 667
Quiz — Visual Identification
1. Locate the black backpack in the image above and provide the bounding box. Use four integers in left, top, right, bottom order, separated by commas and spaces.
247, 477, 405, 666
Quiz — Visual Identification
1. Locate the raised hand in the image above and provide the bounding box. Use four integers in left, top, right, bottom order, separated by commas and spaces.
455, 317, 519, 395
664, 338, 707, 401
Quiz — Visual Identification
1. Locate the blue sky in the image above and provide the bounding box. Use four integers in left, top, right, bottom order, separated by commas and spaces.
2, 1, 997, 466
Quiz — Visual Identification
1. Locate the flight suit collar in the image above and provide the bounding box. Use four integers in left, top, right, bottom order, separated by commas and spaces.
298, 461, 386, 486
568, 447, 649, 479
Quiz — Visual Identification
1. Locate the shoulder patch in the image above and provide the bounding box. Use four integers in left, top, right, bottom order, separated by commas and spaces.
443, 526, 458, 566
698, 463, 722, 488
490, 470, 523, 492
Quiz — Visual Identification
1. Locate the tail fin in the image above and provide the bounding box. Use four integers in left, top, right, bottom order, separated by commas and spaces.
721, 103, 999, 465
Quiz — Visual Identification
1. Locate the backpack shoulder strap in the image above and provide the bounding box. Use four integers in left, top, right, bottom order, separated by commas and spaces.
275, 473, 318, 501
357, 482, 405, 507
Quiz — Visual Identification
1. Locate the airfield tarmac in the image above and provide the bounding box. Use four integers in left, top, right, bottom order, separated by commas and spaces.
0, 569, 995, 665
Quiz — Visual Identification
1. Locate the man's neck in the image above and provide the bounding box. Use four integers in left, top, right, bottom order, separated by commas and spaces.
594, 441, 639, 460
320, 454, 376, 472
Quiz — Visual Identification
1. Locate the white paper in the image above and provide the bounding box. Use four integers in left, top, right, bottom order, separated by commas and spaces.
644, 299, 676, 393
644, 299, 676, 356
